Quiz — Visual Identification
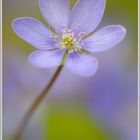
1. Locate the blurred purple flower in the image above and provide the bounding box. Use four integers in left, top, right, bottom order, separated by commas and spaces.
12, 0, 126, 77
87, 67, 137, 140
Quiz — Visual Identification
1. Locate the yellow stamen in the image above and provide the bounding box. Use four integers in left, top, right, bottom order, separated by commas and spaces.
63, 36, 75, 50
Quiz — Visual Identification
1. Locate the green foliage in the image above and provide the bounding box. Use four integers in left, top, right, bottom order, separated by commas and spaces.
42, 108, 115, 140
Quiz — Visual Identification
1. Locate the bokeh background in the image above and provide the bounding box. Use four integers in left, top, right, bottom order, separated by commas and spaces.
3, 0, 138, 140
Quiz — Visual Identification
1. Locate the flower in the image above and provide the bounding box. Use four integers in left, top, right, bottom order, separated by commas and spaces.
86, 64, 137, 139
12, 0, 126, 77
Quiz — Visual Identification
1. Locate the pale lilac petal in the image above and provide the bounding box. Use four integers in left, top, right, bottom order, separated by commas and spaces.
83, 25, 126, 52
28, 50, 64, 68
66, 53, 98, 77
12, 17, 55, 50
39, 0, 70, 33
70, 0, 106, 36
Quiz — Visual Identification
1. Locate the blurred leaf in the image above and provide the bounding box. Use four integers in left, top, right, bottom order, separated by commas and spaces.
42, 108, 115, 140
69, 0, 77, 8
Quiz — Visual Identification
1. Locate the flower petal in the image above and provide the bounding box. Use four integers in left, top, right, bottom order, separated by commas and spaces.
82, 25, 126, 52
28, 50, 64, 68
66, 53, 98, 77
39, 0, 70, 33
69, 0, 106, 36
12, 17, 55, 50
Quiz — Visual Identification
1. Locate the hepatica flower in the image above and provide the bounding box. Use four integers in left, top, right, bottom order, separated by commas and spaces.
12, 0, 126, 77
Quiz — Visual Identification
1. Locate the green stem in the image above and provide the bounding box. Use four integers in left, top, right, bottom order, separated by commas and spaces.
13, 51, 68, 140
78, 49, 90, 55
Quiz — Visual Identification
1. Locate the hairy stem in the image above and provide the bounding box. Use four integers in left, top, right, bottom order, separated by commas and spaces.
13, 51, 68, 140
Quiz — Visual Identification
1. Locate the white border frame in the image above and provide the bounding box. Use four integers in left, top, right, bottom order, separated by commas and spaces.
138, 0, 140, 139
0, 0, 2, 139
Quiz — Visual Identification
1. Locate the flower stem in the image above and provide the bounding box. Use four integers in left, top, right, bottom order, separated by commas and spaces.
13, 51, 68, 140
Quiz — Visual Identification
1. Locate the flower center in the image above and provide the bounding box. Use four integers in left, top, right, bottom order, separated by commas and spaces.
63, 35, 75, 49
50, 26, 85, 53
